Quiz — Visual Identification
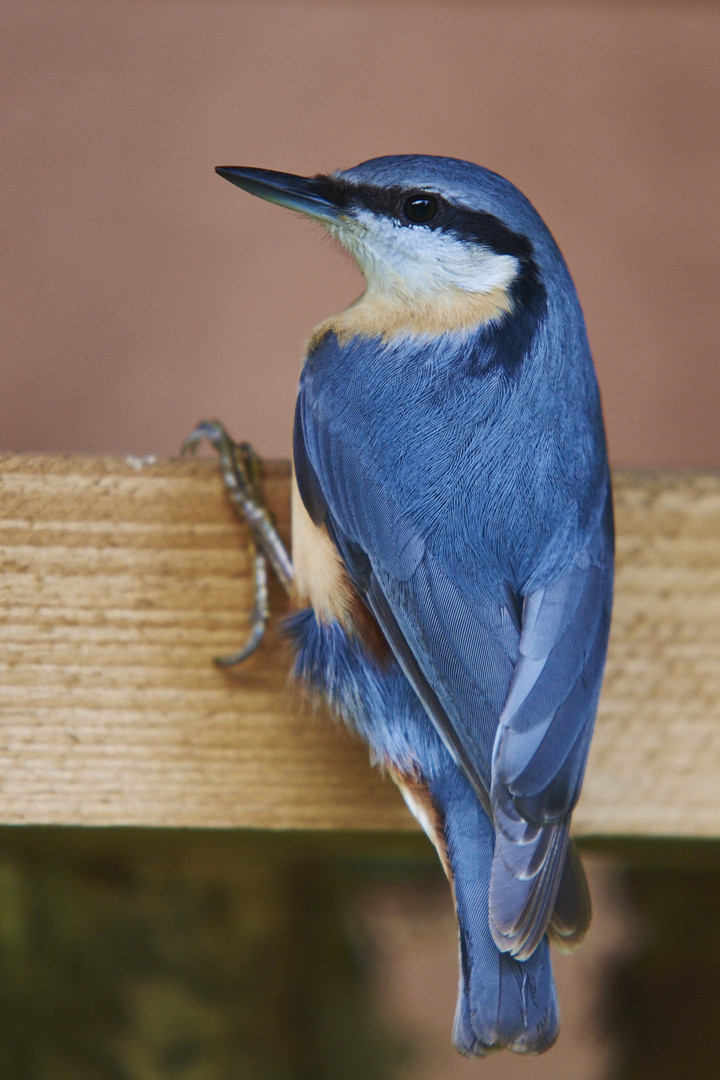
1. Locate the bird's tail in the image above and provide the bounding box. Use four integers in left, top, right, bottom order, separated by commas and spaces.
429, 769, 559, 1056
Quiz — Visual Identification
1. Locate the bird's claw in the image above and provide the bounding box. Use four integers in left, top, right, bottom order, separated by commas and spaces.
182, 419, 293, 666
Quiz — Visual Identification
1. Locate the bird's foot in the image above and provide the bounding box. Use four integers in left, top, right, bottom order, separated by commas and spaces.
182, 419, 293, 665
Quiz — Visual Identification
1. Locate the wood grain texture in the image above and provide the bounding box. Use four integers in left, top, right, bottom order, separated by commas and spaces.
0, 454, 719, 838
574, 471, 720, 840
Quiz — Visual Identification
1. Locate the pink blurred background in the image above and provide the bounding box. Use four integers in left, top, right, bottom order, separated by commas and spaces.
2, 1, 719, 468
2, 2, 718, 1076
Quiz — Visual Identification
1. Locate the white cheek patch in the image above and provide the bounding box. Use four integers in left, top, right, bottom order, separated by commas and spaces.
314, 211, 519, 344
336, 210, 519, 300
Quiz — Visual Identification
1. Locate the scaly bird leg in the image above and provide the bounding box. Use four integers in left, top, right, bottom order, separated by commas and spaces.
182, 419, 293, 665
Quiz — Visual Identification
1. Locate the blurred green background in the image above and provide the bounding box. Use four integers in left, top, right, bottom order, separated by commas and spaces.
0, 828, 718, 1079
0, 827, 420, 1080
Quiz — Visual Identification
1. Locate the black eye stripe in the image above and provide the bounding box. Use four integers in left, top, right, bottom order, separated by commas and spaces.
312, 178, 444, 227
313, 175, 538, 264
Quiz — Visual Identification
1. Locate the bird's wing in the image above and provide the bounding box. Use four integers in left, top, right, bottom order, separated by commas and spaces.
295, 387, 613, 954
488, 493, 613, 957
294, 389, 518, 808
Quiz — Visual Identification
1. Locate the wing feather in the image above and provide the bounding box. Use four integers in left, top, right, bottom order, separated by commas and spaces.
489, 493, 613, 955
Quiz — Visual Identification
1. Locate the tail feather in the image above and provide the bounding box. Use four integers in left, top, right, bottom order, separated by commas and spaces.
429, 769, 559, 1056
489, 793, 571, 961
548, 839, 592, 951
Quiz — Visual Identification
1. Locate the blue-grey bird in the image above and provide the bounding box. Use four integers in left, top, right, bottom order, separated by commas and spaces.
211, 155, 614, 1056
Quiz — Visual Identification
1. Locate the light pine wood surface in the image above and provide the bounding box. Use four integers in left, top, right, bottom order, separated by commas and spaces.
1, 453, 718, 838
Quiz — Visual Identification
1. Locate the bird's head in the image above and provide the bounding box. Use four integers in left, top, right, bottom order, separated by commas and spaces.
216, 155, 558, 339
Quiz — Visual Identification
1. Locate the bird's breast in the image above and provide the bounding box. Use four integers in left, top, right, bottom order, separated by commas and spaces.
306, 281, 513, 350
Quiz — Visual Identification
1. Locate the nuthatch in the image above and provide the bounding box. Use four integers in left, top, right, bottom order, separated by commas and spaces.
195, 155, 613, 1056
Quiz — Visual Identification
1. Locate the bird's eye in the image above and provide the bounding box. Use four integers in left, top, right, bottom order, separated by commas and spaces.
402, 193, 439, 225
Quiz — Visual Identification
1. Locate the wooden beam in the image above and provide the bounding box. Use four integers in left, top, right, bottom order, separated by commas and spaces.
0, 453, 718, 838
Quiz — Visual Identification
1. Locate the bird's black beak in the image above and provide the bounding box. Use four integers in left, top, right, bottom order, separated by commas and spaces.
215, 166, 343, 224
